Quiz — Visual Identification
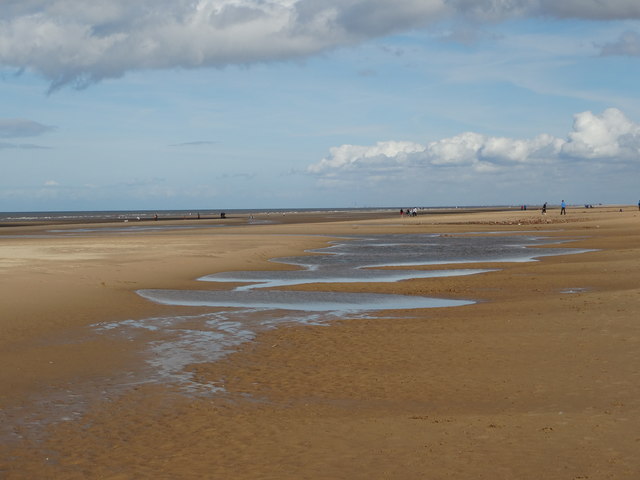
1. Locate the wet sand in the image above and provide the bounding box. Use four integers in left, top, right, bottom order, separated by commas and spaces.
1, 206, 640, 479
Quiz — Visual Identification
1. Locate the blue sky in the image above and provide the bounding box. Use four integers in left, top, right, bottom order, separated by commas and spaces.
2, 1, 640, 211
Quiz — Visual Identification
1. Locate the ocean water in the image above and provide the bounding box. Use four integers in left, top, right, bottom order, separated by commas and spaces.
0, 205, 526, 225
0, 207, 397, 223
0, 208, 402, 236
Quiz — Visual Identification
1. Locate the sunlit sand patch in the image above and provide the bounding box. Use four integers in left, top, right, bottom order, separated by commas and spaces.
0, 245, 106, 268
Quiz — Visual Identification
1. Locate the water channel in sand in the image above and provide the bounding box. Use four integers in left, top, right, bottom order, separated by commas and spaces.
3, 232, 593, 444
121, 233, 591, 390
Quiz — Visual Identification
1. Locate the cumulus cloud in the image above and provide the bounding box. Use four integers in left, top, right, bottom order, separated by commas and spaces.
307, 140, 424, 175
0, 0, 448, 91
0, 118, 55, 138
2, 0, 640, 91
561, 108, 640, 159
307, 108, 640, 182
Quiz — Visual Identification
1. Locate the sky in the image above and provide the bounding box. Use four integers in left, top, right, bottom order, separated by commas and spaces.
2, 0, 640, 211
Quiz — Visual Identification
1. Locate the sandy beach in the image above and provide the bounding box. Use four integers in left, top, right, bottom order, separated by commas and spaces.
1, 206, 640, 479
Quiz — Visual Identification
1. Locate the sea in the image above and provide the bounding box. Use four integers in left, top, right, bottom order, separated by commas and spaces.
0, 206, 522, 225
0, 208, 383, 222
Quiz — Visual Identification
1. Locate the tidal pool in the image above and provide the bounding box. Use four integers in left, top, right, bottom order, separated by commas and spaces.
123, 233, 591, 390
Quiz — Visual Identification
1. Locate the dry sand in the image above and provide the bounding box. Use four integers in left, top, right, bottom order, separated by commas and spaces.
1, 206, 639, 479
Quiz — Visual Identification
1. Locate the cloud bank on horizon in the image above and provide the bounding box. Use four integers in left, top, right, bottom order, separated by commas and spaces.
308, 108, 640, 184
2, 0, 640, 91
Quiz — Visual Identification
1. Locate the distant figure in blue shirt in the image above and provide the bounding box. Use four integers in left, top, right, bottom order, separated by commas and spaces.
560, 200, 566, 215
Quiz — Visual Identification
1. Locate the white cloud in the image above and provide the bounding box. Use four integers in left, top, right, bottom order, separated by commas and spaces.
0, 0, 448, 91
2, 0, 640, 91
480, 134, 563, 164
307, 108, 640, 183
425, 132, 486, 166
307, 140, 424, 174
562, 108, 640, 159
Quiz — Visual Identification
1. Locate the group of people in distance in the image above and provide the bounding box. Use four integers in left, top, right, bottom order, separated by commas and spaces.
400, 208, 419, 217
402, 200, 640, 217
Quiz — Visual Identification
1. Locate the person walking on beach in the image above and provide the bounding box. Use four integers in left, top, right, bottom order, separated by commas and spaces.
542, 202, 547, 214
560, 200, 566, 215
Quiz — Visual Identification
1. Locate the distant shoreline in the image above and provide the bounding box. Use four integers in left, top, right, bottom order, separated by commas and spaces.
0, 205, 558, 228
